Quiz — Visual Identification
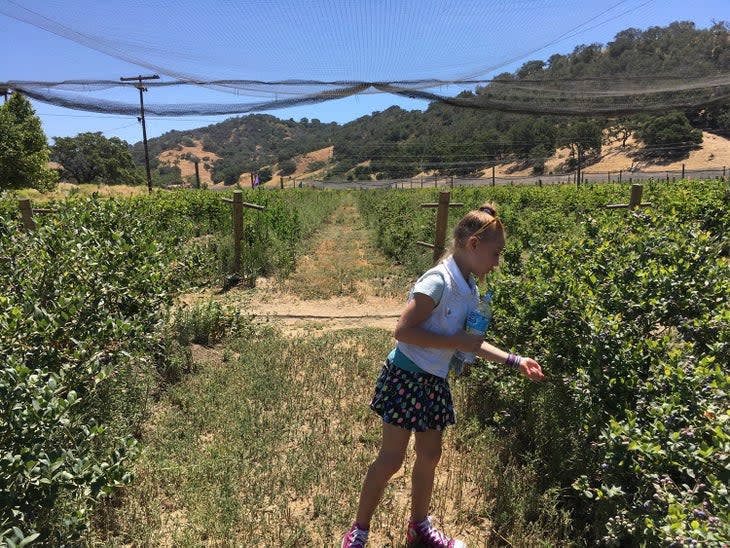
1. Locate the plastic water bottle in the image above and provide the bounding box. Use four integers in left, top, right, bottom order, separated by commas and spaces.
450, 290, 494, 376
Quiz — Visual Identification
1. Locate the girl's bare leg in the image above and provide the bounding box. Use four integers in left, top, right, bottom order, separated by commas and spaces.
355, 422, 411, 528
410, 428, 444, 521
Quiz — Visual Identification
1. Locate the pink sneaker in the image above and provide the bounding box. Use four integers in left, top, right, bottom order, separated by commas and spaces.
407, 516, 466, 548
341, 522, 369, 548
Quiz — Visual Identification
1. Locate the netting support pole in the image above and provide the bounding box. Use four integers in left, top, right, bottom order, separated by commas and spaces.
629, 184, 643, 208
120, 74, 159, 193
606, 184, 651, 211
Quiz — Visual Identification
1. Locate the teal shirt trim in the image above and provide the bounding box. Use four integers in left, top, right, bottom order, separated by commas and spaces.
388, 347, 427, 374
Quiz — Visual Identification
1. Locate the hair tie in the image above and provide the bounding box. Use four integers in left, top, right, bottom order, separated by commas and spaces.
479, 206, 496, 216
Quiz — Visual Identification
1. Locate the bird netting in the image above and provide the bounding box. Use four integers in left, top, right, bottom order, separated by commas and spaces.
2, 0, 729, 117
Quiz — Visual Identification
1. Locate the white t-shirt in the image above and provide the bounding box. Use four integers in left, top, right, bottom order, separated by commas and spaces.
412, 270, 445, 306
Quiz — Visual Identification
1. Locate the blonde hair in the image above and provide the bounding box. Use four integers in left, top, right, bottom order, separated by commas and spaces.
448, 202, 504, 254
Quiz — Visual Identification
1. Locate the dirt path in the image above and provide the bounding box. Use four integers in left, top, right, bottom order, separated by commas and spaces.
247, 200, 491, 545
189, 194, 410, 335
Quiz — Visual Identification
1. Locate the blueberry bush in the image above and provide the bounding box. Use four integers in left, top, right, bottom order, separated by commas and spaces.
0, 188, 341, 544
358, 180, 729, 545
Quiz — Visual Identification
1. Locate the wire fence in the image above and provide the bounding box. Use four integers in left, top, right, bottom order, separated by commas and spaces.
305, 165, 729, 190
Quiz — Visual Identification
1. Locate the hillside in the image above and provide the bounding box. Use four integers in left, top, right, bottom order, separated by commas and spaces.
501, 131, 730, 178
156, 142, 334, 189
139, 21, 730, 186
156, 131, 730, 187
157, 142, 220, 185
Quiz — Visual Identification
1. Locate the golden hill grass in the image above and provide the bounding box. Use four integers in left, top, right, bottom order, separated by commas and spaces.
155, 131, 730, 185
157, 140, 220, 185
15, 182, 149, 201
501, 131, 730, 177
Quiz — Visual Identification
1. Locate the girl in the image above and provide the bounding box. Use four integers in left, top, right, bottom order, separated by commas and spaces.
341, 203, 544, 548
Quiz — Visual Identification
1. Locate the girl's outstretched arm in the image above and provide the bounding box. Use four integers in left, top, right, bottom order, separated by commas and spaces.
476, 341, 545, 381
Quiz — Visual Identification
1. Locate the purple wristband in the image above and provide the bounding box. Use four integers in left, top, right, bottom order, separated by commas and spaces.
506, 353, 522, 369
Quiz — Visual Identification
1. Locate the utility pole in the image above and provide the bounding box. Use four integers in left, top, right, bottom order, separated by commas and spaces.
120, 74, 159, 193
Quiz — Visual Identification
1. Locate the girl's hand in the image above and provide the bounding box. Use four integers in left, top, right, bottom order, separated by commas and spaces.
518, 357, 545, 381
454, 332, 484, 353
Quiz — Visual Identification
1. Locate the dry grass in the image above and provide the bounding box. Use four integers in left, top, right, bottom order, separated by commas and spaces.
93, 326, 505, 547
491, 130, 730, 177
180, 194, 410, 335
157, 139, 220, 185
14, 182, 149, 202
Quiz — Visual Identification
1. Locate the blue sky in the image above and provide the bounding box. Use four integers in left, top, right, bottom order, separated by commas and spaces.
1, 0, 727, 145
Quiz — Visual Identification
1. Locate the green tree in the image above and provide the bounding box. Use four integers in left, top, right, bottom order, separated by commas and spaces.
530, 144, 549, 175
507, 117, 556, 157
258, 167, 273, 184
636, 111, 703, 158
278, 158, 297, 176
51, 132, 142, 184
606, 116, 645, 147
716, 108, 730, 135
477, 129, 507, 162
516, 60, 546, 79
558, 120, 603, 165
154, 164, 182, 187
0, 92, 58, 191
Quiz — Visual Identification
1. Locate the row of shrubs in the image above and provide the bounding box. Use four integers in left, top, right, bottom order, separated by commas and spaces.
358, 180, 729, 545
0, 188, 343, 545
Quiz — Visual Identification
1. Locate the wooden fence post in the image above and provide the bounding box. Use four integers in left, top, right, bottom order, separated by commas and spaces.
232, 192, 244, 274
606, 184, 651, 211
416, 191, 464, 265
432, 191, 450, 263
222, 190, 266, 277
629, 183, 643, 208
18, 199, 36, 231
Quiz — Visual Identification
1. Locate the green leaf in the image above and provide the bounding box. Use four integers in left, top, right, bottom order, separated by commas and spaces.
18, 533, 40, 547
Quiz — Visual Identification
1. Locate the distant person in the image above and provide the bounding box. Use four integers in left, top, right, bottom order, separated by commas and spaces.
341, 203, 544, 548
